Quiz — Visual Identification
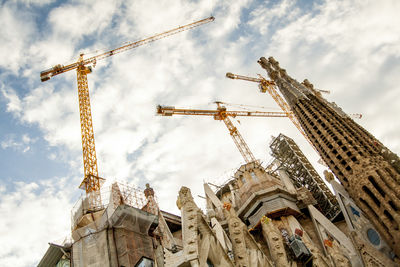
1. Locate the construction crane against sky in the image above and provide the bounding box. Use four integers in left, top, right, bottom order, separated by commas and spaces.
225, 73, 362, 159
157, 101, 287, 164
40, 16, 214, 211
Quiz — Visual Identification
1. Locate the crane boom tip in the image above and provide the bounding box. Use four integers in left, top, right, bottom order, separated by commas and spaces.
226, 72, 235, 79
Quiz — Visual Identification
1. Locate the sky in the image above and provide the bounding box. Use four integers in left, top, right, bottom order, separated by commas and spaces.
0, 0, 400, 266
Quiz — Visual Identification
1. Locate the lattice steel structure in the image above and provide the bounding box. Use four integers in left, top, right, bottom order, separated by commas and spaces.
259, 56, 400, 256
76, 63, 100, 192
270, 133, 340, 220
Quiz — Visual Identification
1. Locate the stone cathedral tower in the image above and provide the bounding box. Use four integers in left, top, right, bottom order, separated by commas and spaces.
258, 56, 400, 257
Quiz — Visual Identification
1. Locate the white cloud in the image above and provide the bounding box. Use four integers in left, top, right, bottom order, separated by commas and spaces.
248, 0, 400, 153
0, 179, 74, 267
248, 0, 299, 35
0, 3, 35, 74
48, 0, 118, 40
1, 87, 22, 114
1, 133, 37, 153
15, 0, 54, 6
15, 84, 81, 150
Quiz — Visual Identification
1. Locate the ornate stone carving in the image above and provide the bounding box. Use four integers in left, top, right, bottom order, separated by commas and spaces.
260, 216, 289, 267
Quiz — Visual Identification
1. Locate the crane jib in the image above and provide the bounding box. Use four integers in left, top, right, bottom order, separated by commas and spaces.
37, 15, 215, 205
40, 16, 215, 82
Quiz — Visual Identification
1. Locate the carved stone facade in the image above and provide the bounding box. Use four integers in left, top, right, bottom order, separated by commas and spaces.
259, 56, 400, 257
174, 186, 235, 267
39, 155, 398, 266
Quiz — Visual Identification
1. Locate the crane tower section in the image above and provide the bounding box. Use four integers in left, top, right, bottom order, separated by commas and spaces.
76, 62, 100, 193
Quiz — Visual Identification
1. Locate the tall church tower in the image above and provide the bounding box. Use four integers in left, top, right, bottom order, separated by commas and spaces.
258, 56, 400, 256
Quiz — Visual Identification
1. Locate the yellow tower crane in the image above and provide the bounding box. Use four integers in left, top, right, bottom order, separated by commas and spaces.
157, 102, 287, 164
40, 16, 214, 210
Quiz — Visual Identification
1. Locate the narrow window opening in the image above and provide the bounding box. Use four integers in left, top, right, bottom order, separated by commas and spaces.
385, 167, 394, 177
362, 186, 380, 207
384, 210, 394, 222
389, 201, 398, 212
368, 176, 385, 197
359, 197, 389, 233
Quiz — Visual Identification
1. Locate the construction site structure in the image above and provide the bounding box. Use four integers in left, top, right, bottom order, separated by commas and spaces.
39, 16, 214, 210
258, 56, 400, 258
38, 132, 398, 266
157, 102, 286, 164
269, 133, 341, 221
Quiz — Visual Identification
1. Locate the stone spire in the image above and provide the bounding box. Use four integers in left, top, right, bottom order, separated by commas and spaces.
259, 56, 400, 257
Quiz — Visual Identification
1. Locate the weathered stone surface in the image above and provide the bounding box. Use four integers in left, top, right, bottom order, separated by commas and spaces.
176, 187, 235, 267
260, 216, 289, 267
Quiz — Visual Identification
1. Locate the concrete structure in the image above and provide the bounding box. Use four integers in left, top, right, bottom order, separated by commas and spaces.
259, 56, 400, 257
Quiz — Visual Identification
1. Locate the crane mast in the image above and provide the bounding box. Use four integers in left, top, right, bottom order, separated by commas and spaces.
157, 102, 286, 164
217, 104, 257, 164
76, 59, 100, 194
40, 17, 214, 211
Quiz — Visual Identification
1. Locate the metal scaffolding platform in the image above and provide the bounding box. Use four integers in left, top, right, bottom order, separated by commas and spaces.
270, 134, 340, 220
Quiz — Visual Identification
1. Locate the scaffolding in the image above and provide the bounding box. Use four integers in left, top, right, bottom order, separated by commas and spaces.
269, 134, 340, 220
71, 182, 158, 230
